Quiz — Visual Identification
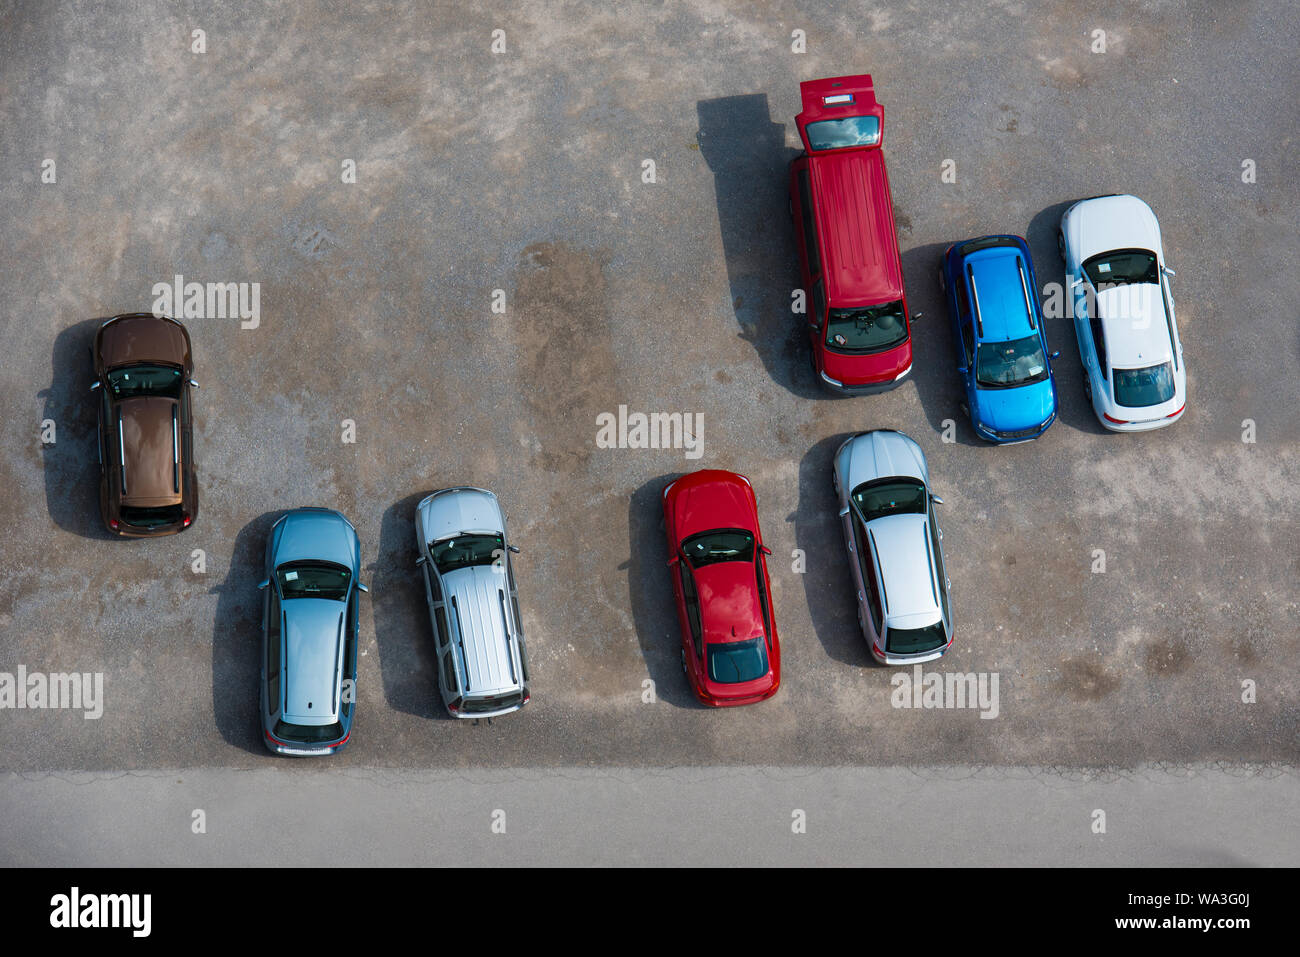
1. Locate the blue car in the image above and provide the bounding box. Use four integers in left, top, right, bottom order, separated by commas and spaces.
259, 507, 368, 756
939, 235, 1059, 443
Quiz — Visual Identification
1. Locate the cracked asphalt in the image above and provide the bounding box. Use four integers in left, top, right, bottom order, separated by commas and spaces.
0, 0, 1297, 865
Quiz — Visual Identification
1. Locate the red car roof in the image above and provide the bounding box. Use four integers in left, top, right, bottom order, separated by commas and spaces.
695, 561, 766, 645
810, 148, 905, 306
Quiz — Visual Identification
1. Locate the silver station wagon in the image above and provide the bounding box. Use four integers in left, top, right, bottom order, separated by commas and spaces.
832, 430, 954, 665
414, 487, 531, 718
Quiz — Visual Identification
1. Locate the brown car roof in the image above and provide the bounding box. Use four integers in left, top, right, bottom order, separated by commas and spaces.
118, 396, 182, 506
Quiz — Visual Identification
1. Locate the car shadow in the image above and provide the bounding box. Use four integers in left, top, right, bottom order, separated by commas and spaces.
372, 491, 445, 720
1027, 200, 1109, 436
900, 242, 983, 447
623, 473, 705, 708
42, 317, 113, 538
792, 435, 873, 668
696, 94, 817, 399
211, 510, 282, 755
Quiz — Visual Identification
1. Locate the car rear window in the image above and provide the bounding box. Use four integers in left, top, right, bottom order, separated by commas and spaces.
806, 116, 880, 150
1113, 362, 1175, 408
462, 692, 522, 713
707, 637, 768, 684
273, 720, 344, 744
851, 479, 927, 523
886, 621, 948, 656
119, 505, 183, 528
824, 300, 908, 354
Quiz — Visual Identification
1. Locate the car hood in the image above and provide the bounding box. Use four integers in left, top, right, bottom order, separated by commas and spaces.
417, 488, 504, 546
973, 378, 1056, 432
99, 315, 190, 369
842, 430, 927, 489
119, 396, 181, 505
670, 475, 754, 541
282, 598, 345, 722
1067, 194, 1161, 264
272, 510, 358, 570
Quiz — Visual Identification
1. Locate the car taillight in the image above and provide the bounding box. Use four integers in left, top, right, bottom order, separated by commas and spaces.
182, 512, 192, 528
1166, 403, 1185, 418
522, 693, 530, 704
872, 643, 885, 658
1102, 413, 1128, 424
109, 519, 120, 531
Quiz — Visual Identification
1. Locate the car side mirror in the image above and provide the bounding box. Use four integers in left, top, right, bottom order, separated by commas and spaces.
90, 381, 101, 391
508, 545, 521, 554
667, 556, 680, 568
257, 579, 270, 590
1050, 350, 1061, 360
760, 545, 772, 557
1071, 278, 1084, 290
930, 494, 945, 505
415, 555, 427, 566
838, 505, 851, 517
357, 582, 370, 594
956, 364, 967, 374
189, 379, 200, 388
911, 311, 922, 322
1162, 266, 1175, 277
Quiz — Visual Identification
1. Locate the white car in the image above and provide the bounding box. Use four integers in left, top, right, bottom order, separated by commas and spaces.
1059, 194, 1185, 431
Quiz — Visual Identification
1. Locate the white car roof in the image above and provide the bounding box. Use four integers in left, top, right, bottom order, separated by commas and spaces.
1095, 285, 1173, 369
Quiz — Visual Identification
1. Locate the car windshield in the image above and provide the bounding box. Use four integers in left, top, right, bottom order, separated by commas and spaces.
106, 363, 183, 399
824, 301, 908, 353
1113, 362, 1176, 408
273, 719, 344, 744
681, 529, 755, 568
886, 620, 949, 655
707, 637, 769, 684
120, 505, 182, 528
1083, 249, 1158, 288
805, 115, 881, 151
851, 479, 927, 523
277, 561, 351, 601
430, 533, 504, 575
975, 335, 1049, 388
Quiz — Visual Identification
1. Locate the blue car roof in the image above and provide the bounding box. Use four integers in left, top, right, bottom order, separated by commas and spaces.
963, 243, 1037, 343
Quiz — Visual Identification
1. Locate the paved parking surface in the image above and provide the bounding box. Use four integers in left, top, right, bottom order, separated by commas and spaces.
1, 0, 1297, 792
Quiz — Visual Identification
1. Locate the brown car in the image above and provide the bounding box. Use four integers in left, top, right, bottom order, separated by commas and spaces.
92, 313, 198, 536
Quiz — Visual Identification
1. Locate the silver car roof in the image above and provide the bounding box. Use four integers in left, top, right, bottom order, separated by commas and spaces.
867, 513, 942, 628
443, 564, 520, 696
281, 598, 345, 724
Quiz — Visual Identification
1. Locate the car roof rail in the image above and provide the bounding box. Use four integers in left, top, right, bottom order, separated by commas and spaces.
118, 409, 127, 494
867, 529, 889, 615
1017, 257, 1036, 331
172, 406, 180, 493
966, 264, 984, 338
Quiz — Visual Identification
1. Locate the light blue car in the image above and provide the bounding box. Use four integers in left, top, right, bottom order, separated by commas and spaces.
259, 507, 368, 756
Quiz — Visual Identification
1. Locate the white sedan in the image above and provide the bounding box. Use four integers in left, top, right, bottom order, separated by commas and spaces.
1059, 194, 1185, 431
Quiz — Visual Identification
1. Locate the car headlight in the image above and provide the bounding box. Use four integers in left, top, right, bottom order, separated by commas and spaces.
893, 363, 912, 380
820, 370, 843, 388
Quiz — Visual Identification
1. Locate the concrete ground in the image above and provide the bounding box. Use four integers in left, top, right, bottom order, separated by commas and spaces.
0, 1, 1297, 862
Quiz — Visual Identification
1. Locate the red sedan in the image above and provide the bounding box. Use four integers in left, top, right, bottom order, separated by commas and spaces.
662, 470, 781, 706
